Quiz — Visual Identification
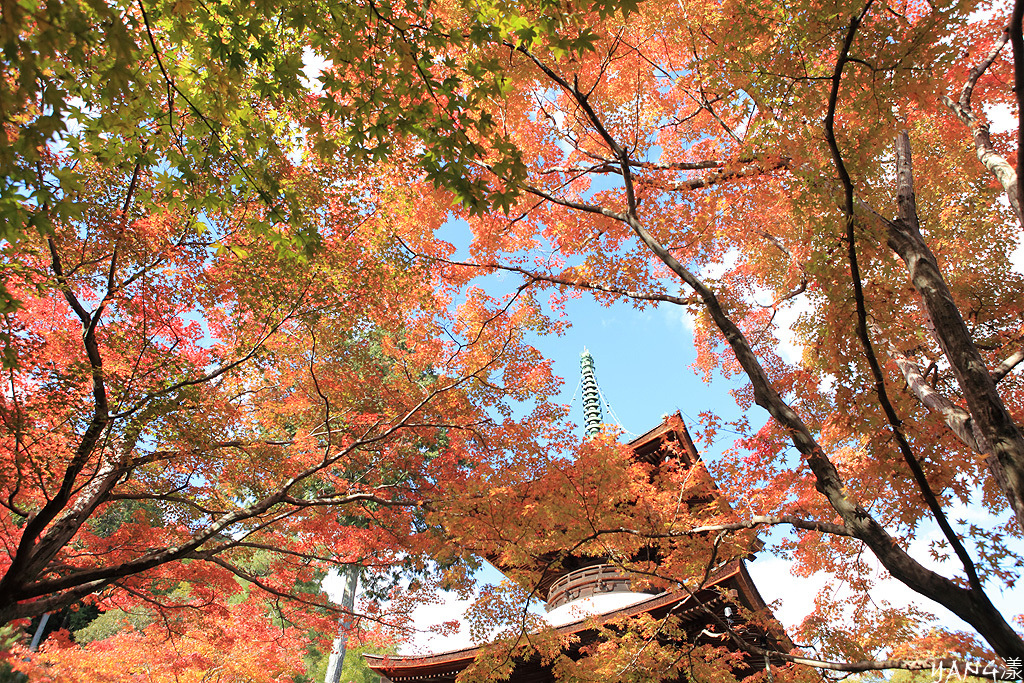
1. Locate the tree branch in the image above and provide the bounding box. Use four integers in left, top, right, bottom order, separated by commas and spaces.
1011, 1, 1024, 215
889, 346, 988, 453
826, 39, 984, 591
591, 514, 853, 539
993, 348, 1024, 382
395, 239, 697, 307
941, 30, 1022, 226
637, 157, 789, 192
885, 132, 1024, 538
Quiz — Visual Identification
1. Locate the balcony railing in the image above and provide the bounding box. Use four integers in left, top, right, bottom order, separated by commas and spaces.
546, 564, 634, 611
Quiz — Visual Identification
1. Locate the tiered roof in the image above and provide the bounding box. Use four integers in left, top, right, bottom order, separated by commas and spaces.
364, 414, 789, 683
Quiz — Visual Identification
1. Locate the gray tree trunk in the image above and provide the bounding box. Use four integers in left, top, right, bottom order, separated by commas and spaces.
324, 566, 360, 683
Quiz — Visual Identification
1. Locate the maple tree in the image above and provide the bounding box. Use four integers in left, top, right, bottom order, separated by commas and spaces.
0, 0, 617, 676
17, 598, 322, 682
7, 0, 1024, 677
0, 133, 574, 678
0, 0, 635, 249
379, 0, 1024, 674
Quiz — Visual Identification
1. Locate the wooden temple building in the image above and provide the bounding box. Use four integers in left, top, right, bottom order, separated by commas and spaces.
364, 352, 789, 683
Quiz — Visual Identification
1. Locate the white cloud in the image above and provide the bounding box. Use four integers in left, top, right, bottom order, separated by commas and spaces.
320, 569, 348, 602
321, 570, 476, 655
301, 47, 332, 94
700, 249, 741, 280
400, 591, 478, 655
985, 103, 1017, 135
747, 509, 1024, 647
669, 301, 698, 333
1009, 224, 1024, 276
748, 555, 830, 630
769, 294, 809, 365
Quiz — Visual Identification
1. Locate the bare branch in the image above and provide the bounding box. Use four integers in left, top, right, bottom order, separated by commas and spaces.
637, 157, 789, 192
396, 240, 697, 307
606, 514, 853, 538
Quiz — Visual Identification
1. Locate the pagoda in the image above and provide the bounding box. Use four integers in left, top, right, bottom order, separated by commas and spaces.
365, 353, 788, 682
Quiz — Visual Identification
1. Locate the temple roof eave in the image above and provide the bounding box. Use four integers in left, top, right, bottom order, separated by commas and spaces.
364, 559, 781, 676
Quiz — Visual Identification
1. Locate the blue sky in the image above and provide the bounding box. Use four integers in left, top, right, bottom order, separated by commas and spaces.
521, 286, 716, 440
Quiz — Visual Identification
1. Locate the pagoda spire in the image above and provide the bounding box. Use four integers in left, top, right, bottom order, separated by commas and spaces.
580, 348, 602, 438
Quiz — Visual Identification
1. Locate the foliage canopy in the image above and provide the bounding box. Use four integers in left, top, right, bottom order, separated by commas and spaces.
2, 0, 1024, 678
